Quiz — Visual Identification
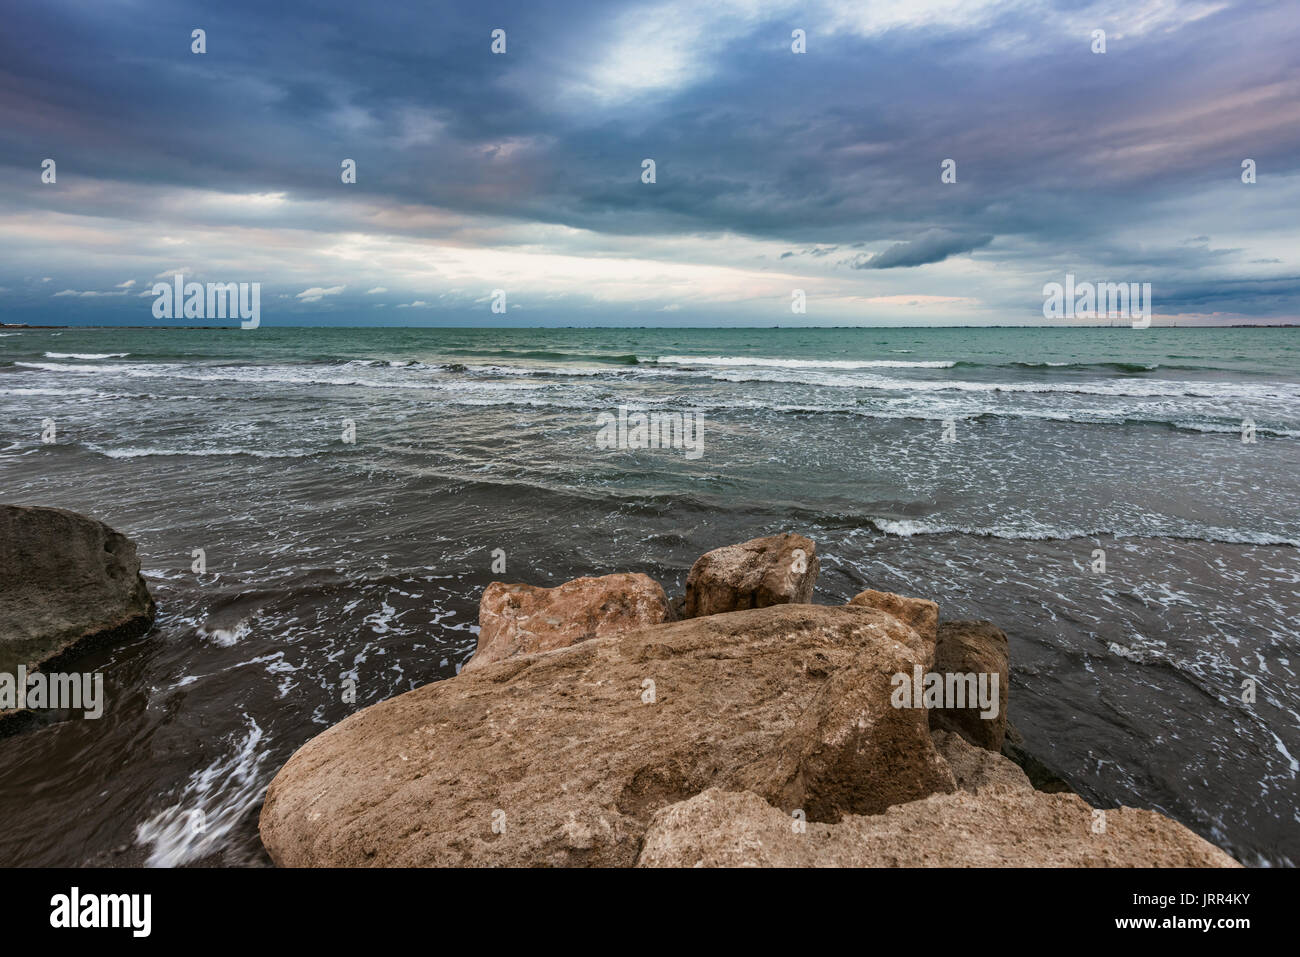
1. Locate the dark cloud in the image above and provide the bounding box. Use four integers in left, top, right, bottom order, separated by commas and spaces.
853, 231, 994, 269
0, 0, 1297, 322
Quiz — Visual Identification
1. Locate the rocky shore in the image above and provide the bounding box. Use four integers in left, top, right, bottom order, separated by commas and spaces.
259, 533, 1239, 868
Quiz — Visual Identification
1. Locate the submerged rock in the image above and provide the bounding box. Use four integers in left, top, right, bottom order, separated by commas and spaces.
464, 572, 671, 672
0, 505, 156, 679
683, 533, 818, 618
259, 604, 951, 867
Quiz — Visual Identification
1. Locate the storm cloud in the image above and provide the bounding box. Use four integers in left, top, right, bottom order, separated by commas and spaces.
0, 0, 1296, 325
854, 231, 995, 270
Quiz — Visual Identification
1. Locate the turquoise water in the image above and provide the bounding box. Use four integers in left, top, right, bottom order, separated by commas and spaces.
1, 325, 1297, 866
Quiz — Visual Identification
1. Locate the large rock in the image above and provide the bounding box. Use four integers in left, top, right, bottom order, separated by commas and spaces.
848, 589, 938, 645
0, 505, 156, 679
259, 604, 955, 867
635, 785, 1241, 868
683, 533, 818, 618
464, 573, 671, 672
929, 620, 1009, 751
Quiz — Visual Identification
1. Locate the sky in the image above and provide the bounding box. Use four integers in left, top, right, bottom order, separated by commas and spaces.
1, 0, 1297, 327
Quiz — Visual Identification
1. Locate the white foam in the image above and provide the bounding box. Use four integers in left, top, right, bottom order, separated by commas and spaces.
44, 352, 129, 359
134, 714, 269, 867
869, 517, 1300, 547
653, 354, 956, 369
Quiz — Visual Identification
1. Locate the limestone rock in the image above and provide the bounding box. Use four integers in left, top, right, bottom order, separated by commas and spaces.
635, 786, 1241, 868
683, 533, 818, 618
848, 589, 938, 645
464, 573, 671, 672
259, 604, 952, 867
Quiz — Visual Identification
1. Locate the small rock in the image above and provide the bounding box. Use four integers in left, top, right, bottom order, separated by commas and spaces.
683, 533, 818, 618
848, 589, 938, 645
464, 572, 671, 672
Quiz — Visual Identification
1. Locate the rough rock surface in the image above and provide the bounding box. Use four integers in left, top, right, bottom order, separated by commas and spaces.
635, 786, 1241, 868
259, 604, 954, 867
848, 589, 938, 645
0, 505, 156, 678
683, 533, 818, 618
464, 573, 671, 672
930, 619, 1009, 751
933, 729, 1033, 794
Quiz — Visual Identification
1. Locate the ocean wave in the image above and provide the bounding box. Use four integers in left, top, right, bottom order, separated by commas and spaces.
134, 714, 269, 867
679, 366, 1300, 400
868, 517, 1299, 547
649, 354, 957, 369
995, 360, 1160, 372
87, 445, 315, 459
14, 359, 559, 389
0, 387, 104, 396
44, 352, 130, 359
438, 348, 641, 365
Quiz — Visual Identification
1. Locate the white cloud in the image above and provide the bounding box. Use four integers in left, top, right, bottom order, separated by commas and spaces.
365, 286, 387, 294
295, 285, 347, 302
116, 279, 136, 288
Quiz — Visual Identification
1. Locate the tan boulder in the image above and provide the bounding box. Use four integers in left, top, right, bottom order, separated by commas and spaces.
930, 620, 1009, 751
848, 589, 938, 645
683, 533, 818, 618
259, 604, 953, 867
464, 573, 670, 672
635, 786, 1240, 868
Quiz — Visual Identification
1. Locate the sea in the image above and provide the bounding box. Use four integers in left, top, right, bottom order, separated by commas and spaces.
1, 325, 1297, 866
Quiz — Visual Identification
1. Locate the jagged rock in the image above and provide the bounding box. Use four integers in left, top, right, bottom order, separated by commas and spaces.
683, 533, 818, 618
0, 505, 155, 680
848, 589, 938, 645
464, 573, 670, 672
929, 620, 1009, 751
259, 604, 952, 867
635, 785, 1241, 868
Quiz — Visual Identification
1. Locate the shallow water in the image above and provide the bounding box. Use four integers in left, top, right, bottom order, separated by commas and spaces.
1, 325, 1296, 866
